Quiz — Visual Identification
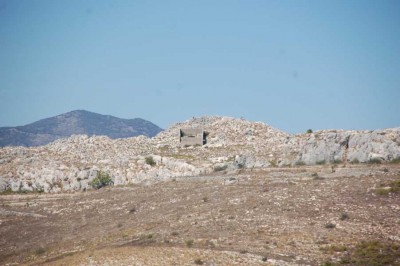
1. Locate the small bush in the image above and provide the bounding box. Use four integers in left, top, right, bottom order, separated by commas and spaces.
194, 258, 204, 265
340, 212, 349, 220
312, 172, 324, 180
321, 244, 348, 254
129, 207, 137, 213
35, 247, 46, 255
325, 222, 336, 229
89, 171, 113, 189
350, 158, 360, 164
261, 256, 268, 262
389, 180, 400, 194
337, 240, 400, 265
214, 164, 228, 172
0, 188, 13, 195
171, 231, 179, 236
321, 262, 336, 266
145, 156, 156, 166
306, 129, 313, 134
375, 180, 400, 196
375, 187, 390, 196
316, 160, 326, 165
368, 158, 381, 164
332, 159, 342, 165
295, 161, 306, 166
185, 239, 194, 247
390, 157, 400, 164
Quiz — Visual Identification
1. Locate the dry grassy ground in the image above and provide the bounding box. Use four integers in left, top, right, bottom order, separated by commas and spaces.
1, 165, 399, 265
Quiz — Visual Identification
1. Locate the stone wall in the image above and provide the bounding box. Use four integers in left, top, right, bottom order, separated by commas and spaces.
179, 128, 204, 146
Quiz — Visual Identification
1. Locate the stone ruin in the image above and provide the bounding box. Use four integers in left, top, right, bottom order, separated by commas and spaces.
179, 128, 206, 146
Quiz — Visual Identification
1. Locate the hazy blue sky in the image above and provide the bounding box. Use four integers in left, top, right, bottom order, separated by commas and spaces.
1, 0, 399, 133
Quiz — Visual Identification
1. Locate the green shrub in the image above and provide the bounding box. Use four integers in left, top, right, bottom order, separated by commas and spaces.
389, 180, 400, 194
89, 171, 113, 189
0, 188, 13, 195
382, 168, 389, 173
350, 158, 360, 164
145, 156, 156, 166
325, 222, 336, 229
295, 161, 306, 166
214, 164, 228, 172
375, 187, 390, 196
321, 244, 348, 254
390, 157, 400, 164
194, 258, 204, 265
306, 129, 313, 134
368, 158, 381, 164
374, 179, 400, 196
332, 159, 342, 165
185, 239, 194, 247
337, 240, 400, 265
316, 160, 326, 165
35, 247, 46, 255
340, 212, 349, 220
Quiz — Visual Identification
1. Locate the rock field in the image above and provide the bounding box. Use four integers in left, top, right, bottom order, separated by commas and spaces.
0, 116, 399, 193
0, 116, 400, 265
1, 166, 399, 265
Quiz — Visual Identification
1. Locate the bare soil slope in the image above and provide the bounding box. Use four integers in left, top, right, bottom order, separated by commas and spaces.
1, 165, 400, 265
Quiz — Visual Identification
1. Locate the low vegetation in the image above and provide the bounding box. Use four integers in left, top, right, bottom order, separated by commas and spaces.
325, 222, 336, 229
320, 244, 348, 254
0, 188, 14, 195
367, 158, 381, 164
34, 247, 46, 255
323, 240, 400, 266
213, 164, 228, 172
194, 258, 204, 265
185, 239, 194, 247
295, 161, 306, 166
340, 212, 349, 221
145, 156, 156, 166
332, 159, 342, 165
375, 179, 400, 196
89, 171, 113, 189
390, 157, 400, 164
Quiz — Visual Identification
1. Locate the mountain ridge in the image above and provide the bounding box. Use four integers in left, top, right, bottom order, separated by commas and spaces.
0, 110, 163, 147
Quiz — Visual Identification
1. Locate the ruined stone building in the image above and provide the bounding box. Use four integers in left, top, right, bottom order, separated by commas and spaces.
179, 128, 206, 146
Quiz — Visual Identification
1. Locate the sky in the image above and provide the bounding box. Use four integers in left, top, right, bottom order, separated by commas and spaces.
0, 0, 399, 133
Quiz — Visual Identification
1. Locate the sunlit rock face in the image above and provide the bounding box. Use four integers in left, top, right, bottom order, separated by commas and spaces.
0, 116, 399, 193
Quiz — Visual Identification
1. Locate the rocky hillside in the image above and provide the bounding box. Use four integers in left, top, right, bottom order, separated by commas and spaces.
0, 116, 399, 193
0, 110, 163, 147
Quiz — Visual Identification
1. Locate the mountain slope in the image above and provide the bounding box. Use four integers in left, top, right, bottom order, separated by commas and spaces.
0, 110, 162, 147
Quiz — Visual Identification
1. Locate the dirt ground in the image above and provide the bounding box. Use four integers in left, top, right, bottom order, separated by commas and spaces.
1, 164, 399, 265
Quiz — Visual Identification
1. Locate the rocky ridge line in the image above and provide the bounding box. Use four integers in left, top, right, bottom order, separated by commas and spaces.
0, 116, 399, 193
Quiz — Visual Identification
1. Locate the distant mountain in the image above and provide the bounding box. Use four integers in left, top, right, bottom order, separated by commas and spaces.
0, 110, 163, 147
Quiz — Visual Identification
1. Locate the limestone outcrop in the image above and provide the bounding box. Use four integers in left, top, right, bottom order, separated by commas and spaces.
286, 128, 400, 166
0, 116, 399, 192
